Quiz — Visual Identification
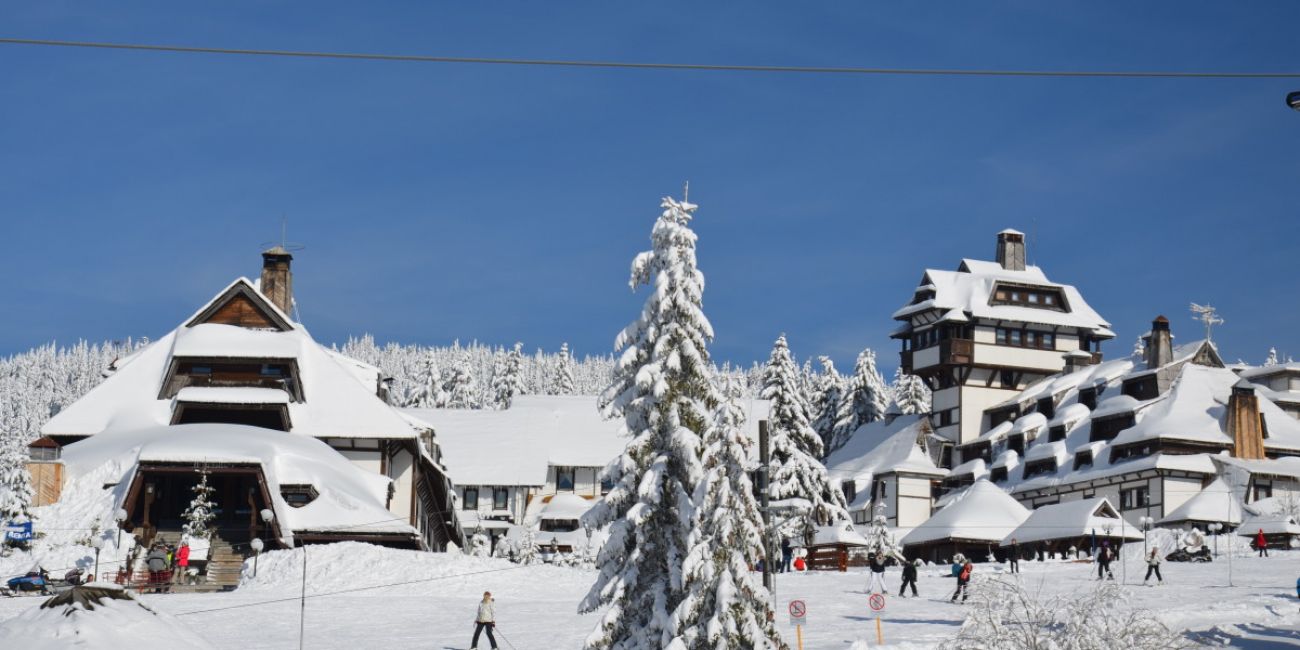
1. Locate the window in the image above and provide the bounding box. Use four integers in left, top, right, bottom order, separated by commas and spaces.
1000, 370, 1016, 389
1048, 425, 1067, 442
1110, 443, 1154, 463
1079, 387, 1098, 410
1119, 486, 1150, 511
872, 479, 888, 500
990, 285, 1066, 310
1074, 451, 1093, 470
462, 487, 479, 510
1254, 481, 1273, 501
990, 467, 1008, 482
1022, 459, 1057, 479
556, 467, 575, 492
540, 518, 580, 533
936, 408, 955, 427
1009, 330, 1022, 346
280, 484, 319, 508
1090, 413, 1135, 442
493, 487, 509, 510
842, 480, 857, 504
1042, 332, 1055, 349
1037, 397, 1056, 420
996, 329, 1008, 345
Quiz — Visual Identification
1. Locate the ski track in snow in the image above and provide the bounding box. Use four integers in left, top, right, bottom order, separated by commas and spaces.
2, 546, 1299, 648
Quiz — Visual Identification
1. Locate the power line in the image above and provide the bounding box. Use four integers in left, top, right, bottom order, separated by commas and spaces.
2, 37, 1300, 79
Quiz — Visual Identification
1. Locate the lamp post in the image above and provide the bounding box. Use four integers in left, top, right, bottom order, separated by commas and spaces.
250, 538, 264, 578
91, 536, 104, 583
260, 508, 275, 539
1139, 516, 1154, 560
114, 508, 128, 549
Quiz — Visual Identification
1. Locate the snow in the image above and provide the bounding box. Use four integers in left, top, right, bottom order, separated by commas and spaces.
175, 386, 291, 404
825, 416, 947, 488
60, 423, 411, 544
172, 321, 301, 359
1158, 476, 1244, 526
901, 480, 1030, 546
541, 493, 595, 519
1000, 498, 1142, 546
0, 585, 216, 650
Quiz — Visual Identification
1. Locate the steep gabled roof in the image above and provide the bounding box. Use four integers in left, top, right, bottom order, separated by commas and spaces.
999, 497, 1142, 545
901, 479, 1030, 546
1158, 476, 1243, 526
184, 277, 294, 331
826, 415, 947, 485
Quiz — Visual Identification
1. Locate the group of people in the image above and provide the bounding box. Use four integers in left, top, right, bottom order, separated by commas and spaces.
133, 539, 190, 592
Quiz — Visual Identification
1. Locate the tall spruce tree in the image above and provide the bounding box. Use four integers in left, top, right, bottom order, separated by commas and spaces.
491, 342, 526, 409
890, 366, 931, 416
579, 194, 720, 650
0, 432, 34, 524
445, 356, 479, 409
669, 379, 787, 650
553, 342, 577, 395
762, 335, 848, 528
810, 356, 845, 454
181, 469, 218, 540
830, 348, 888, 452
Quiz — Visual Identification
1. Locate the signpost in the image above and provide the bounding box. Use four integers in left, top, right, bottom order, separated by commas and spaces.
3, 520, 32, 544
869, 593, 887, 645
788, 600, 806, 650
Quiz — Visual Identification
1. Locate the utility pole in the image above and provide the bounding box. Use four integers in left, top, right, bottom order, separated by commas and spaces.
759, 420, 773, 596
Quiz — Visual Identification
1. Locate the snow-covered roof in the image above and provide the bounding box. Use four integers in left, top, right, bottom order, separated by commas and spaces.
0, 585, 217, 650
540, 493, 595, 520
175, 386, 291, 405
825, 415, 947, 485
1237, 514, 1300, 536
42, 280, 418, 440
1157, 476, 1243, 526
1237, 362, 1300, 380
949, 458, 988, 479
60, 423, 412, 543
813, 521, 873, 547
901, 480, 1030, 546
892, 259, 1112, 335
404, 396, 771, 487
999, 498, 1142, 546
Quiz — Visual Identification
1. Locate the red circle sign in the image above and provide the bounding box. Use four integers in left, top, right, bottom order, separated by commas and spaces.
789, 600, 806, 618
869, 594, 886, 611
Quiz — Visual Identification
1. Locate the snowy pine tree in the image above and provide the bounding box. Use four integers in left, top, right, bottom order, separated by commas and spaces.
810, 356, 845, 454
669, 379, 787, 650
410, 351, 448, 408
516, 527, 540, 565
830, 349, 888, 453
491, 342, 526, 409
552, 343, 576, 395
1265, 347, 1280, 367
579, 193, 720, 650
762, 335, 848, 528
445, 357, 480, 409
0, 433, 34, 524
181, 470, 218, 540
890, 367, 931, 416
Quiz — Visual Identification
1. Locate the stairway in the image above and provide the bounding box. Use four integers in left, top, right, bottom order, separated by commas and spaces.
203, 539, 246, 590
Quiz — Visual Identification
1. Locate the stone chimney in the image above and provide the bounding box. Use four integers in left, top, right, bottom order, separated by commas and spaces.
1228, 378, 1266, 459
1144, 316, 1173, 370
260, 246, 294, 316
1062, 349, 1094, 375
996, 229, 1026, 271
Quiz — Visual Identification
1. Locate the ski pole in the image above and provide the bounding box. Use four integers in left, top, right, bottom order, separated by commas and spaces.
493, 624, 519, 650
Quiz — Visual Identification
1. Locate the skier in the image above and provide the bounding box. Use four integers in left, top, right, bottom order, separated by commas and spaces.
470, 591, 498, 650
1096, 542, 1114, 581
1256, 529, 1269, 557
951, 558, 972, 603
781, 537, 793, 574
1008, 538, 1021, 574
866, 552, 888, 594
1143, 548, 1163, 585
899, 558, 920, 597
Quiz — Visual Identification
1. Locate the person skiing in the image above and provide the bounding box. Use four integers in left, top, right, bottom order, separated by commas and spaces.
1256, 529, 1269, 557
470, 591, 498, 650
1008, 538, 1021, 574
899, 558, 920, 597
781, 537, 793, 574
1143, 548, 1163, 585
951, 558, 973, 603
1096, 543, 1114, 581
867, 552, 888, 594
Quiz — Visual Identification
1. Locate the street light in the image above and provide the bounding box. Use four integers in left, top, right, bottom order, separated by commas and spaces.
1287, 91, 1300, 111
250, 538, 264, 578
260, 508, 275, 539
114, 508, 128, 548
91, 536, 104, 583
1139, 516, 1154, 560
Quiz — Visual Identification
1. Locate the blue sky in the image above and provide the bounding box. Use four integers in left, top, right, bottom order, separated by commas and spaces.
2, 3, 1298, 373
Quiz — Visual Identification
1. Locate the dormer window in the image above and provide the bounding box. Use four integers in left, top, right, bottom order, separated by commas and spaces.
280, 484, 319, 508
1074, 450, 1093, 470
991, 283, 1067, 311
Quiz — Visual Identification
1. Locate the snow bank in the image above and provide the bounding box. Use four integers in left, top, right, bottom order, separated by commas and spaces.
0, 585, 215, 649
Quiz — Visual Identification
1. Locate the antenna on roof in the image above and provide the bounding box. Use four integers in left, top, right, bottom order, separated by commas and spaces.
259, 216, 307, 254
1190, 303, 1224, 342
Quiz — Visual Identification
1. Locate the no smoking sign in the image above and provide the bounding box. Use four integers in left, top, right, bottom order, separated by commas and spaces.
788, 599, 807, 626
869, 593, 887, 612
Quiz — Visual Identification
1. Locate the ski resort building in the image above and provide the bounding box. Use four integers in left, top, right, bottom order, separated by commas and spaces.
37, 249, 463, 554
892, 229, 1115, 462
824, 415, 947, 529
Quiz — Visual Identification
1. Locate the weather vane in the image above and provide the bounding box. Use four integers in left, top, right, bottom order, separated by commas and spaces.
1190, 303, 1224, 342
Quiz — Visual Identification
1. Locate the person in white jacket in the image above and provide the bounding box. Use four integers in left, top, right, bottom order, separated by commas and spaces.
1143, 549, 1163, 585
471, 591, 498, 650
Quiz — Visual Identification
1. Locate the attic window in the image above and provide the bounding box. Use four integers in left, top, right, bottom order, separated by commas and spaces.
991, 284, 1067, 311
1073, 450, 1093, 470
280, 484, 318, 508
1090, 413, 1135, 442
1110, 443, 1153, 464
1048, 425, 1067, 442
990, 467, 1008, 483
1022, 458, 1057, 479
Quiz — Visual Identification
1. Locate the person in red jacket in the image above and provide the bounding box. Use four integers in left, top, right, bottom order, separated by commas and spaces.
951, 560, 973, 603
1256, 529, 1269, 558
175, 541, 191, 584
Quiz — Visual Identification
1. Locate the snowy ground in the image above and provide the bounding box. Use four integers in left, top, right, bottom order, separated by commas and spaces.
2, 541, 1299, 648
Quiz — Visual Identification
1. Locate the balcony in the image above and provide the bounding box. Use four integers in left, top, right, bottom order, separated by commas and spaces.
905, 338, 974, 372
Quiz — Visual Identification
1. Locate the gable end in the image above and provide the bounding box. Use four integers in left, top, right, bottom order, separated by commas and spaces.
187, 282, 293, 331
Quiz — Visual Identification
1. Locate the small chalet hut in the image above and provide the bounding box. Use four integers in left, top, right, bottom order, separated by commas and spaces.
901, 479, 1030, 563
1237, 514, 1300, 549
1000, 498, 1141, 558
1157, 476, 1244, 532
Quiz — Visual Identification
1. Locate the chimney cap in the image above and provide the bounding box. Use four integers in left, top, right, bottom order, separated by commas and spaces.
997, 228, 1025, 236
1153, 315, 1170, 324
262, 245, 293, 258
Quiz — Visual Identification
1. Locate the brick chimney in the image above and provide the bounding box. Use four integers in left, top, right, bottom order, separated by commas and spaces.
996, 229, 1026, 271
1228, 378, 1266, 459
1144, 316, 1173, 369
260, 246, 294, 317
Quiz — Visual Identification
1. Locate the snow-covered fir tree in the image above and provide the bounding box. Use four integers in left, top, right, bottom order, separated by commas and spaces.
445, 356, 480, 409
669, 378, 787, 650
579, 193, 720, 650
468, 528, 492, 557
181, 470, 218, 540
890, 367, 931, 416
830, 348, 889, 453
552, 342, 576, 395
0, 433, 34, 524
809, 356, 844, 454
408, 351, 448, 408
516, 527, 540, 565
762, 335, 848, 528
491, 342, 526, 409
1265, 347, 1280, 367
